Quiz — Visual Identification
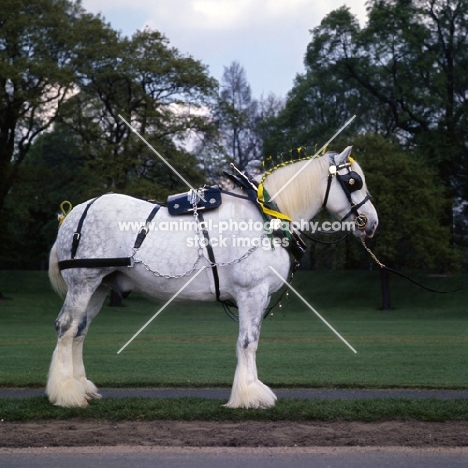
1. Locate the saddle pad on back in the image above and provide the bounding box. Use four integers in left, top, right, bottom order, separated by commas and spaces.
167, 186, 222, 216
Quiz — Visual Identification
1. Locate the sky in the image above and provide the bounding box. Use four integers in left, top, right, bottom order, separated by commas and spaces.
80, 0, 368, 99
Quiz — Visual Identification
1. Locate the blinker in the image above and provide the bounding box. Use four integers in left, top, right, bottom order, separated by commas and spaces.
338, 171, 363, 193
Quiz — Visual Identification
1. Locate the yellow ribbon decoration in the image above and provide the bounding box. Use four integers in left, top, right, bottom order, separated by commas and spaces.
257, 183, 292, 223
58, 200, 73, 226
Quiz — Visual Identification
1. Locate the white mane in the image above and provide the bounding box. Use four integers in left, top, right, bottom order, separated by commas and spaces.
262, 154, 332, 220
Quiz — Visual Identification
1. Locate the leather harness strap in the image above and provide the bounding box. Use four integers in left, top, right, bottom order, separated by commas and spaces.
58, 257, 133, 270
59, 201, 161, 271
197, 211, 221, 302
322, 158, 371, 223
133, 204, 161, 250
71, 196, 101, 259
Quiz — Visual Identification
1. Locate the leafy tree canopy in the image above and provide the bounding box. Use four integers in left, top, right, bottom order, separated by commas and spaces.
0, 0, 217, 266
264, 0, 468, 199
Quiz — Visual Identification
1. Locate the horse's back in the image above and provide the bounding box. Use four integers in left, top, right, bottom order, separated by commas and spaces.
52, 191, 255, 267
55, 193, 155, 262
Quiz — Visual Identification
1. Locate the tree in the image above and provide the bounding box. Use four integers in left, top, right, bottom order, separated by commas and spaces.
0, 0, 108, 220
199, 62, 272, 180
261, 7, 388, 160
347, 134, 458, 271
59, 27, 217, 199
263, 0, 468, 266
2, 126, 98, 268
218, 62, 261, 171
351, 134, 459, 308
303, 1, 468, 199
0, 1, 218, 270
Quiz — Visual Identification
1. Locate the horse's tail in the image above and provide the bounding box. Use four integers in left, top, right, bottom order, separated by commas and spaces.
48, 242, 67, 298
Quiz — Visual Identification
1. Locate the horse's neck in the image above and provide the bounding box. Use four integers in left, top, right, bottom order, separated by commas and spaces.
262, 156, 329, 222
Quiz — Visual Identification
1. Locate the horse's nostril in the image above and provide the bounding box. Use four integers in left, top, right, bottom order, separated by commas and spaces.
366, 221, 378, 237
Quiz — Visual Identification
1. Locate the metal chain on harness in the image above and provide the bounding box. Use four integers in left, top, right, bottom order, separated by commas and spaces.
133, 251, 204, 280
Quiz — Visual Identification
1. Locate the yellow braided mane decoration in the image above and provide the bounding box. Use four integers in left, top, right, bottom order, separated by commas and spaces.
257, 146, 329, 221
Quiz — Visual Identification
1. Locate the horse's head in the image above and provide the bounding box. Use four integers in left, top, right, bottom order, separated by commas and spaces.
323, 146, 378, 238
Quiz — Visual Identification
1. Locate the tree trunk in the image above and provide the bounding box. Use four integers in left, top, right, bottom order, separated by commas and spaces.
380, 268, 391, 310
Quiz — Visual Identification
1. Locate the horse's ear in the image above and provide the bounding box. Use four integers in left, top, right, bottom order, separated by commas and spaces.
335, 146, 353, 165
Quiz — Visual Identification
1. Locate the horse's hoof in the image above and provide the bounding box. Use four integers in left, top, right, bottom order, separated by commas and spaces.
52, 397, 88, 408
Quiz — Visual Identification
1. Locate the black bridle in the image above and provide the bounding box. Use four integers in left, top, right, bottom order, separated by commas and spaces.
322, 156, 372, 230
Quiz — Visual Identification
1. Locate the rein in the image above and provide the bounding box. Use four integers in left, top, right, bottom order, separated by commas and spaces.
299, 229, 351, 245
361, 239, 468, 294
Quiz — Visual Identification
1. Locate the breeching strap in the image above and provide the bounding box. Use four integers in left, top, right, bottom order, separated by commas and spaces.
70, 196, 101, 259
59, 200, 161, 271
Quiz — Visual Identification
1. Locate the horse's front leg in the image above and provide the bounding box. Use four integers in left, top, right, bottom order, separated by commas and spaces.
225, 287, 276, 409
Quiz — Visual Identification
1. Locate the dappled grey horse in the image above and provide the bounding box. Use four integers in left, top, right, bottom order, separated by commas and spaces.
47, 147, 378, 408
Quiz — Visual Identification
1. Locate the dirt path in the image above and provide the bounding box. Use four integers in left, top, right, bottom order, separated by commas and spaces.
1, 420, 468, 448
2, 388, 468, 448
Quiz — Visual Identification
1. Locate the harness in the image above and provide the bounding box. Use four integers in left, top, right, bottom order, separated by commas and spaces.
58, 197, 160, 270
56, 153, 370, 319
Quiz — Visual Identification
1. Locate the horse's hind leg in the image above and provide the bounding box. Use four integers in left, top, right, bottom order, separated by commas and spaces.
46, 279, 105, 407
71, 285, 109, 401
225, 287, 277, 409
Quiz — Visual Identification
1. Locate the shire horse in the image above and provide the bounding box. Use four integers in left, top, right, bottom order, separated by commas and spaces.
47, 147, 378, 408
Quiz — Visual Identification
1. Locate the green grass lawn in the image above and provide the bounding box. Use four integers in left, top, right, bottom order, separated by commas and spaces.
0, 268, 467, 422
3, 396, 468, 422
0, 269, 467, 389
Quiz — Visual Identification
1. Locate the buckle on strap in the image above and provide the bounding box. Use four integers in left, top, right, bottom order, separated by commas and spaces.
71, 232, 81, 259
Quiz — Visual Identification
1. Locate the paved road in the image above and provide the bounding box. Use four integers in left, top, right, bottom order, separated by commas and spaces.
1, 446, 468, 468
1, 387, 468, 400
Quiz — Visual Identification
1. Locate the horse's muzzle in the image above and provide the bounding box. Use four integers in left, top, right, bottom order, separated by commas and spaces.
353, 214, 377, 238
365, 220, 378, 238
